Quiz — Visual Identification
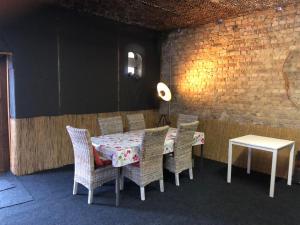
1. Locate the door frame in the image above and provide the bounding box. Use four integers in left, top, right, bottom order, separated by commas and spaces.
0, 52, 12, 172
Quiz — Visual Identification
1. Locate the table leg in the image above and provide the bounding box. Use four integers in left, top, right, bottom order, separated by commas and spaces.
270, 150, 278, 198
192, 146, 195, 168
116, 168, 120, 207
201, 144, 204, 166
288, 143, 295, 186
227, 142, 233, 183
247, 147, 252, 174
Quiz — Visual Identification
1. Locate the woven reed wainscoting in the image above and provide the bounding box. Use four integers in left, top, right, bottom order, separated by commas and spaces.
194, 119, 299, 178
10, 110, 159, 175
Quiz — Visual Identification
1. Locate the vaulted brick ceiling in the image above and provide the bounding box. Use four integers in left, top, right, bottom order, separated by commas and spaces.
57, 0, 299, 30
1, 0, 298, 29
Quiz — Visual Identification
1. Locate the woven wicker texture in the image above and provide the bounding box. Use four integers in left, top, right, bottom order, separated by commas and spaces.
177, 114, 198, 128
123, 126, 169, 187
127, 113, 146, 131
165, 121, 199, 175
98, 116, 123, 135
10, 110, 158, 176
66, 126, 117, 191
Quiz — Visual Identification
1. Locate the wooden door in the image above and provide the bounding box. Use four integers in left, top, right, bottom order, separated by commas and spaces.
0, 56, 9, 172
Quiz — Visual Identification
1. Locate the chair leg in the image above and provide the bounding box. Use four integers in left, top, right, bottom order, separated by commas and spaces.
175, 173, 180, 186
73, 181, 78, 195
189, 168, 193, 180
88, 189, 94, 204
140, 187, 145, 201
159, 179, 164, 192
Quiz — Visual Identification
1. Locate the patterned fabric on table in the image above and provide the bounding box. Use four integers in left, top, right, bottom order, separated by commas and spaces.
91, 128, 205, 167
166, 128, 205, 147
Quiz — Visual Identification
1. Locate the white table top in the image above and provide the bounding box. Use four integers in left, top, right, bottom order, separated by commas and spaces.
230, 135, 294, 150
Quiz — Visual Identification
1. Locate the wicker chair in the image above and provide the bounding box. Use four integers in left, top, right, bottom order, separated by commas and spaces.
66, 126, 117, 204
177, 113, 198, 127
126, 113, 146, 131
98, 116, 123, 135
164, 121, 199, 186
122, 126, 169, 201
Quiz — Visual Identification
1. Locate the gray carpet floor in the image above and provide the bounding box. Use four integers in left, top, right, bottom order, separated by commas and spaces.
0, 179, 15, 192
0, 175, 33, 209
0, 158, 300, 225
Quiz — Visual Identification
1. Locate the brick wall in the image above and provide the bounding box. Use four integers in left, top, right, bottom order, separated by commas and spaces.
161, 4, 300, 129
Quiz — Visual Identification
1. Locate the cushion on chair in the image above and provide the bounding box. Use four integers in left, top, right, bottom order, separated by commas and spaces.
131, 162, 140, 167
93, 147, 112, 168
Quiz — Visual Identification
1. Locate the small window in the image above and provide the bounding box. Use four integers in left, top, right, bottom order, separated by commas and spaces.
127, 51, 142, 79
128, 66, 135, 74
128, 52, 135, 59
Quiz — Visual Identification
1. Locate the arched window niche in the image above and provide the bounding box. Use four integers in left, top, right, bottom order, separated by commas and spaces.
127, 51, 142, 79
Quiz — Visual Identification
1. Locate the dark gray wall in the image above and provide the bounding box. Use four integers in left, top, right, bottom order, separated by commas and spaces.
0, 6, 161, 118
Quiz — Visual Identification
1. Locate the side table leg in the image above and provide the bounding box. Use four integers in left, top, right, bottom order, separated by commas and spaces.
247, 148, 252, 174
270, 150, 278, 198
288, 143, 295, 186
227, 142, 233, 183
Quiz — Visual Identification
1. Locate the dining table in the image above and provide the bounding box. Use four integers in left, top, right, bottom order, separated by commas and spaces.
91, 127, 205, 206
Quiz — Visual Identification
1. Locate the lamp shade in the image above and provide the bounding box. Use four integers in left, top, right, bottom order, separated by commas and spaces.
157, 82, 172, 102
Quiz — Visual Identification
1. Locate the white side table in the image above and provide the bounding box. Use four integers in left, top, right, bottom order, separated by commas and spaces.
227, 135, 295, 197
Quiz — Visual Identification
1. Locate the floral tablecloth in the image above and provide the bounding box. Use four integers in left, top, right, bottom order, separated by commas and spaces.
91, 128, 205, 167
